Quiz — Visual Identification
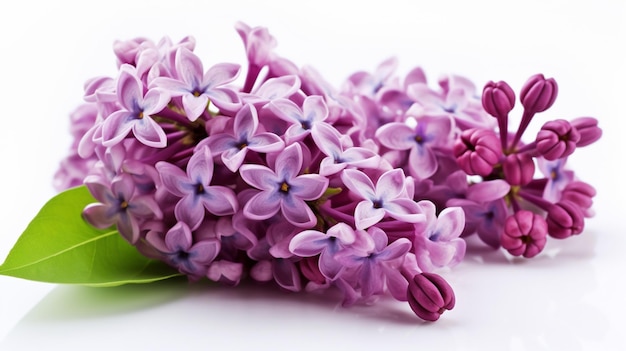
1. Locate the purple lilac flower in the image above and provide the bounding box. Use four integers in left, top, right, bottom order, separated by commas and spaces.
341, 168, 424, 229
268, 95, 330, 143
156, 145, 238, 230
151, 48, 241, 120
102, 65, 171, 148
239, 142, 329, 227
202, 103, 284, 172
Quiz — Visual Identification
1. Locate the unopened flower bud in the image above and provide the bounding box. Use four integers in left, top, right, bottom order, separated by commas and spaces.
482, 80, 516, 119
547, 201, 584, 239
520, 74, 558, 114
501, 210, 548, 258
571, 117, 602, 147
502, 153, 535, 186
536, 119, 580, 160
561, 181, 596, 215
453, 128, 502, 176
407, 272, 455, 322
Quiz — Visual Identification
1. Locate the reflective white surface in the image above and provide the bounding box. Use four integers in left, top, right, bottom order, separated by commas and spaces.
1, 1, 624, 349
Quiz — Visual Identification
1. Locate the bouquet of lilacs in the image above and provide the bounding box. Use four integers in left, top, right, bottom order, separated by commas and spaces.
0, 22, 601, 322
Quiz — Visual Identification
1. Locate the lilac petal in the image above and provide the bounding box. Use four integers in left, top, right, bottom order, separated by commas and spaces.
240, 164, 280, 191
102, 110, 134, 147
327, 223, 357, 245
284, 124, 309, 144
311, 122, 343, 157
117, 211, 140, 243
204, 62, 241, 87
202, 186, 238, 216
165, 222, 193, 251
234, 103, 258, 139
275, 143, 303, 181
269, 98, 302, 123
378, 239, 412, 262
85, 180, 111, 204
341, 169, 376, 200
175, 48, 203, 87
384, 266, 409, 301
207, 133, 237, 155
466, 180, 510, 203
341, 147, 380, 168
83, 203, 116, 229
189, 240, 221, 265
319, 157, 347, 176
156, 161, 191, 196
255, 75, 301, 101
145, 230, 168, 253
318, 250, 344, 280
272, 259, 301, 292
281, 196, 317, 227
375, 122, 416, 150
221, 148, 248, 172
247, 132, 284, 153
384, 198, 424, 223
129, 195, 163, 219
408, 144, 437, 179
289, 174, 329, 200
175, 195, 205, 230
376, 169, 406, 200
369, 226, 389, 251
433, 207, 465, 241
360, 262, 384, 298
111, 174, 136, 199
429, 239, 466, 268
117, 68, 142, 111
243, 190, 281, 220
206, 87, 242, 112
354, 201, 386, 230
423, 116, 453, 143
142, 88, 170, 115
132, 117, 167, 148
151, 77, 190, 95
182, 94, 210, 121
289, 230, 328, 256
302, 95, 328, 122
187, 146, 214, 185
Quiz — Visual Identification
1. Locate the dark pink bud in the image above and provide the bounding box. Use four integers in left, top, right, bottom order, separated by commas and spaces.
502, 153, 535, 185
547, 201, 584, 239
561, 181, 596, 212
407, 272, 455, 322
520, 74, 558, 114
536, 119, 580, 160
453, 128, 502, 176
570, 117, 602, 147
299, 256, 325, 285
501, 210, 548, 258
482, 80, 516, 119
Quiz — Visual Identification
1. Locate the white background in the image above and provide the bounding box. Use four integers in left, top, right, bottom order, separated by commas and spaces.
0, 0, 624, 349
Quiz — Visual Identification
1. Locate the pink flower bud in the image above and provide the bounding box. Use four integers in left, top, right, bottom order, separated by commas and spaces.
407, 272, 455, 322
482, 80, 516, 119
453, 128, 502, 176
520, 74, 558, 114
502, 153, 535, 186
571, 117, 602, 147
299, 256, 325, 285
547, 201, 584, 239
561, 181, 596, 214
501, 210, 548, 258
536, 119, 580, 160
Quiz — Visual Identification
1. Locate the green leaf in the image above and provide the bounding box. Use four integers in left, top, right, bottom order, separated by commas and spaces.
0, 186, 182, 287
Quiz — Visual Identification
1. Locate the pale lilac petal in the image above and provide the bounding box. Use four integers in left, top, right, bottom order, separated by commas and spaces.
117, 212, 140, 243
268, 98, 302, 123
360, 262, 384, 297
182, 94, 210, 121
284, 124, 309, 144
129, 195, 163, 219
247, 133, 284, 153
117, 67, 142, 111
311, 122, 343, 157
327, 223, 357, 245
142, 88, 170, 115
175, 194, 205, 230
202, 186, 238, 216
289, 174, 329, 200
83, 203, 116, 229
432, 207, 465, 241
132, 117, 167, 148
221, 148, 248, 172
239, 164, 280, 191
384, 198, 424, 223
281, 196, 317, 227
408, 144, 437, 179
255, 75, 301, 101
205, 87, 242, 112
289, 230, 328, 256
165, 222, 193, 251
302, 95, 328, 122
341, 169, 376, 201
384, 266, 409, 301
428, 239, 466, 268
272, 259, 301, 292
275, 143, 303, 181
156, 161, 191, 196
203, 62, 241, 87
151, 76, 191, 95
243, 191, 281, 220
234, 104, 259, 139
422, 116, 453, 145
189, 240, 221, 265
341, 147, 380, 168
187, 146, 214, 185
318, 250, 344, 280
102, 110, 134, 147
175, 48, 204, 87
375, 122, 416, 150
206, 133, 237, 155
376, 238, 411, 261
375, 168, 405, 200
319, 157, 347, 176
354, 201, 386, 229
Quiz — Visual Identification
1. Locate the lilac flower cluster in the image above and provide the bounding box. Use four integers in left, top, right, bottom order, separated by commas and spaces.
54, 22, 600, 321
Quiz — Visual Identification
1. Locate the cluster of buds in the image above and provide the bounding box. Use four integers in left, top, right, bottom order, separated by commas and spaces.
54, 22, 600, 321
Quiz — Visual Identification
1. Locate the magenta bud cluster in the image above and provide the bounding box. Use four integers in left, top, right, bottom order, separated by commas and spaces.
54, 22, 602, 322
